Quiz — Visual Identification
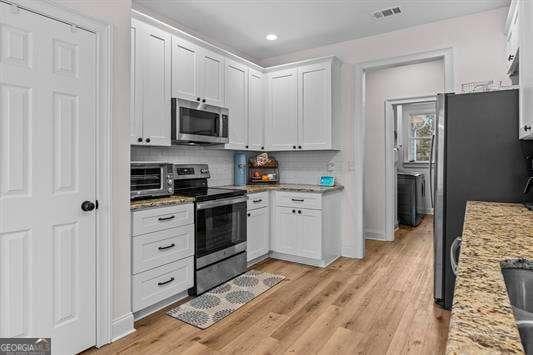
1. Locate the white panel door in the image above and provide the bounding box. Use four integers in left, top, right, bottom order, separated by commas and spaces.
246, 207, 269, 261
0, 4, 97, 354
140, 22, 171, 146
171, 36, 199, 102
248, 69, 265, 151
198, 48, 224, 107
271, 207, 298, 255
266, 69, 298, 151
225, 59, 248, 150
519, 0, 533, 139
297, 63, 332, 150
297, 208, 322, 259
130, 21, 143, 145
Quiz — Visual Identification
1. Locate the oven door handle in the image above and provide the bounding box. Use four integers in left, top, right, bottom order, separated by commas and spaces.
196, 196, 248, 210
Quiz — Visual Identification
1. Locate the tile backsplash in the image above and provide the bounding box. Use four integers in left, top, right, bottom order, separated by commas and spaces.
131, 146, 344, 186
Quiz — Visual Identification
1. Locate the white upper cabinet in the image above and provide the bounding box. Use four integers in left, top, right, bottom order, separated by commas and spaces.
225, 59, 248, 150
198, 49, 225, 106
248, 69, 265, 151
130, 19, 171, 146
266, 68, 298, 151
518, 0, 533, 139
171, 37, 225, 106
171, 36, 199, 102
297, 62, 332, 150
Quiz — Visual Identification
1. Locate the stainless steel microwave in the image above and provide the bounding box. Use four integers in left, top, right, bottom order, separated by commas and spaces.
171, 98, 229, 145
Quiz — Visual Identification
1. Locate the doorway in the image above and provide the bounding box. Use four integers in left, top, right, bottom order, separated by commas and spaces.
0, 1, 112, 352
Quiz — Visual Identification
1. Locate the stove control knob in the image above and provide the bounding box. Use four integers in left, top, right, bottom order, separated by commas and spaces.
167, 188, 173, 192
168, 179, 173, 184
201, 169, 209, 174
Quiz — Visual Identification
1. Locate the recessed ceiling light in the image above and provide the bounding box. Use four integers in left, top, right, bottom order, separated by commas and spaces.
266, 33, 278, 41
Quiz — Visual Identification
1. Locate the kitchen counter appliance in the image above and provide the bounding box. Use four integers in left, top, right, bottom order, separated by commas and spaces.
130, 162, 174, 200
173, 164, 247, 295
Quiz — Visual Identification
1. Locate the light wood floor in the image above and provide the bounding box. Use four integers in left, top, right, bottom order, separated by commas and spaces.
86, 216, 450, 354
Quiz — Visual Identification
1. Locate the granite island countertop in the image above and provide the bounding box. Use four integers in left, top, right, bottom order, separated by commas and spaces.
446, 201, 533, 355
221, 183, 344, 194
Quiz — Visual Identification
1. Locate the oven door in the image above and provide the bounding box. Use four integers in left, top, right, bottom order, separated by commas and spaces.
195, 196, 247, 268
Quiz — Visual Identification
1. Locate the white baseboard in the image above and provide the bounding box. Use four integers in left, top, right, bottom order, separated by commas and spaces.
133, 290, 189, 321
341, 245, 362, 259
269, 251, 338, 268
247, 254, 270, 268
111, 312, 135, 342
364, 229, 386, 241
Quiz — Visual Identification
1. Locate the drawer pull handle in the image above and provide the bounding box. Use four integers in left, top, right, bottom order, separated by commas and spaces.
158, 215, 175, 221
158, 243, 175, 251
253, 199, 263, 203
291, 198, 304, 202
157, 277, 175, 286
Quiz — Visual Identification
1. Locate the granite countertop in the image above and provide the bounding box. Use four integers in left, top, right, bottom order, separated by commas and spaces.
130, 195, 194, 211
221, 183, 345, 194
446, 201, 533, 355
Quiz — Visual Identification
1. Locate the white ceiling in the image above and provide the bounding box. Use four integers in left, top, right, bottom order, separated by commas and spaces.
133, 0, 510, 62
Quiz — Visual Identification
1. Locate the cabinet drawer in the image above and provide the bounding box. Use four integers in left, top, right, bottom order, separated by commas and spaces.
132, 257, 194, 312
247, 192, 269, 210
132, 204, 193, 236
132, 225, 194, 274
275, 191, 322, 210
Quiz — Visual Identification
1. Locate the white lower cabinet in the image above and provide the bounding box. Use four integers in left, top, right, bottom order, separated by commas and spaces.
246, 192, 270, 263
271, 191, 341, 267
246, 207, 270, 262
131, 203, 195, 315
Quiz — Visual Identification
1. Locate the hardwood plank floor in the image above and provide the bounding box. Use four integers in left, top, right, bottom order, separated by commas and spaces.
86, 215, 449, 354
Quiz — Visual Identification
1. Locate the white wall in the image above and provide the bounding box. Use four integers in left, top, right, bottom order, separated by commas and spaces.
260, 7, 509, 250
365, 61, 444, 239
50, 0, 133, 333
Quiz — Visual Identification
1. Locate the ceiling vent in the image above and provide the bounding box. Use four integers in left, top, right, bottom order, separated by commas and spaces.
372, 6, 402, 19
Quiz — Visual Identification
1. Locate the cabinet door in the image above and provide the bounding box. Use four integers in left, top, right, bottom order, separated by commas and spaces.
198, 48, 225, 107
519, 0, 533, 139
130, 21, 143, 145
247, 207, 269, 261
225, 59, 248, 150
271, 207, 298, 255
297, 208, 322, 259
248, 69, 265, 151
297, 63, 332, 150
171, 36, 199, 102
141, 23, 171, 146
266, 69, 298, 150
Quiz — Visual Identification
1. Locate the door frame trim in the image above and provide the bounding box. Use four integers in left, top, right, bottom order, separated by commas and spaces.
352, 47, 454, 258
9, 0, 114, 347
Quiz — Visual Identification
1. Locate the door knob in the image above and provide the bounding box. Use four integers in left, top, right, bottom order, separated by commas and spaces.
81, 201, 96, 212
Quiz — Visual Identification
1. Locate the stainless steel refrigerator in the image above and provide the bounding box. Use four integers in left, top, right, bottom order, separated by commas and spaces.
431, 89, 533, 310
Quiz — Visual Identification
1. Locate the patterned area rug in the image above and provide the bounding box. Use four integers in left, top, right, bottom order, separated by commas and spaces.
167, 270, 285, 329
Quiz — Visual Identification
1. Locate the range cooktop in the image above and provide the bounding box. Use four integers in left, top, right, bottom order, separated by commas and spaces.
175, 187, 246, 202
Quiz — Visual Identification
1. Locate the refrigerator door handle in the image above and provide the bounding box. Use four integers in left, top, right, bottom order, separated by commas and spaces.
450, 237, 462, 276
429, 134, 435, 208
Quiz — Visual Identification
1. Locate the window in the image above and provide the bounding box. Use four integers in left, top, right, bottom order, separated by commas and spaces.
407, 112, 434, 162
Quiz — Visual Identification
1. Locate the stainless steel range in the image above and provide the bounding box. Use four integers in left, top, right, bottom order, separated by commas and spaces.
172, 164, 247, 295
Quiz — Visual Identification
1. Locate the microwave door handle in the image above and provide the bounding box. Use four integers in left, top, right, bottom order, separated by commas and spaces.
219, 113, 223, 138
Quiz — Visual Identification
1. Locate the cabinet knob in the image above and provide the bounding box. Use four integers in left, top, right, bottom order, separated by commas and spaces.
196, 97, 201, 101
292, 145, 296, 149
202, 99, 206, 103
292, 209, 296, 213
524, 125, 532, 131
298, 145, 302, 149
245, 145, 249, 149
137, 137, 143, 143
261, 146, 264, 150
298, 210, 302, 214
145, 137, 151, 143
508, 54, 515, 62
247, 213, 251, 217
